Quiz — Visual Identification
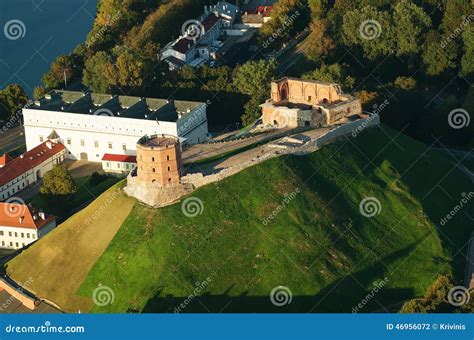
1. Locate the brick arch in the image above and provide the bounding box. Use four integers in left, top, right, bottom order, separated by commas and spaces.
303, 84, 316, 103
289, 82, 302, 99
279, 82, 289, 100
318, 87, 330, 104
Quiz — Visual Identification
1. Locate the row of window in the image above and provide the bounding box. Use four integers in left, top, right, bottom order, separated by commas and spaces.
1, 241, 27, 248
32, 119, 147, 133
40, 137, 128, 151
0, 230, 36, 239
1, 180, 29, 200
104, 162, 134, 170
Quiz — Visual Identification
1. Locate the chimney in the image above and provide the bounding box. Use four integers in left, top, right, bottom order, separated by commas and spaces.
39, 212, 45, 220
19, 216, 24, 224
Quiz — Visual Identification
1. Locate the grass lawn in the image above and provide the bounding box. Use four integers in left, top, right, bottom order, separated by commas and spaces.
7, 181, 135, 312
74, 126, 472, 313
28, 176, 120, 222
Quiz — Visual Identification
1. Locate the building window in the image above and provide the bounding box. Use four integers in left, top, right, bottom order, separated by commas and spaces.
106, 162, 110, 168
39, 136, 44, 142
27, 233, 30, 239
94, 141, 99, 148
152, 168, 156, 173
21, 233, 24, 238
0, 231, 3, 236
117, 163, 121, 169
108, 142, 113, 149
67, 138, 71, 145
167, 166, 171, 171
122, 144, 127, 151
81, 139, 85, 147
14, 232, 17, 237
152, 157, 155, 162
167, 155, 170, 161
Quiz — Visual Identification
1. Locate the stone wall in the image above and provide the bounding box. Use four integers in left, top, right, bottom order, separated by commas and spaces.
126, 115, 380, 207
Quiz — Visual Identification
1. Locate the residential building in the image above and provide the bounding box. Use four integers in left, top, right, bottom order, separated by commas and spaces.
0, 202, 56, 250
102, 154, 137, 175
160, 2, 239, 70
260, 77, 362, 128
23, 90, 209, 162
0, 140, 66, 201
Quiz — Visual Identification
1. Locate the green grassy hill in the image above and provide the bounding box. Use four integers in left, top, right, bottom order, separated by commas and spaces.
7, 126, 473, 313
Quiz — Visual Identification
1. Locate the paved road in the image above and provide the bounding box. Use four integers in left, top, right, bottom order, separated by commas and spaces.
0, 125, 25, 155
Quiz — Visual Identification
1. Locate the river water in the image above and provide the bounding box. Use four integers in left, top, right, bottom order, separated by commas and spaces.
0, 0, 97, 96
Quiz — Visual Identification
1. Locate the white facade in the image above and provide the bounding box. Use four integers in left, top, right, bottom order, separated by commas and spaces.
0, 221, 56, 250
23, 103, 208, 162
0, 145, 66, 201
102, 160, 136, 175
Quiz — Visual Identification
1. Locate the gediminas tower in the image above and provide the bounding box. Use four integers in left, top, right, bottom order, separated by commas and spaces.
136, 134, 181, 186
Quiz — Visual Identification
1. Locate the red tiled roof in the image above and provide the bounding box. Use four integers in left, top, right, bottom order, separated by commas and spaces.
0, 203, 55, 230
102, 154, 137, 163
202, 13, 220, 31
0, 153, 13, 167
173, 37, 194, 54
256, 6, 273, 15
0, 141, 66, 186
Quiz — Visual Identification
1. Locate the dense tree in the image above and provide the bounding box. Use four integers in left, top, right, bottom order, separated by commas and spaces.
392, 0, 431, 56
400, 275, 473, 313
422, 30, 457, 76
0, 84, 27, 122
40, 165, 77, 196
260, 0, 310, 49
302, 19, 336, 62
83, 51, 113, 93
461, 24, 474, 76
42, 55, 80, 90
233, 59, 278, 125
302, 63, 355, 91
33, 86, 47, 101
342, 6, 394, 60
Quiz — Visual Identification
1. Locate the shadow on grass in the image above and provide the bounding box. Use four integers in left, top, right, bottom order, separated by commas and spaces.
140, 240, 420, 313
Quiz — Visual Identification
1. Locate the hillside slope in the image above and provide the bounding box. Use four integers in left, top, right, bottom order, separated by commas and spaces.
6, 183, 135, 312
73, 126, 472, 313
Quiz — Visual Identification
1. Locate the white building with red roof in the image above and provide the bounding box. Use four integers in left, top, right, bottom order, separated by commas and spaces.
0, 202, 56, 250
102, 153, 137, 175
0, 140, 66, 201
160, 1, 239, 70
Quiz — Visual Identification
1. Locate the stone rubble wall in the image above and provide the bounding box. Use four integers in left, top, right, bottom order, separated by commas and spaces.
125, 115, 380, 207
